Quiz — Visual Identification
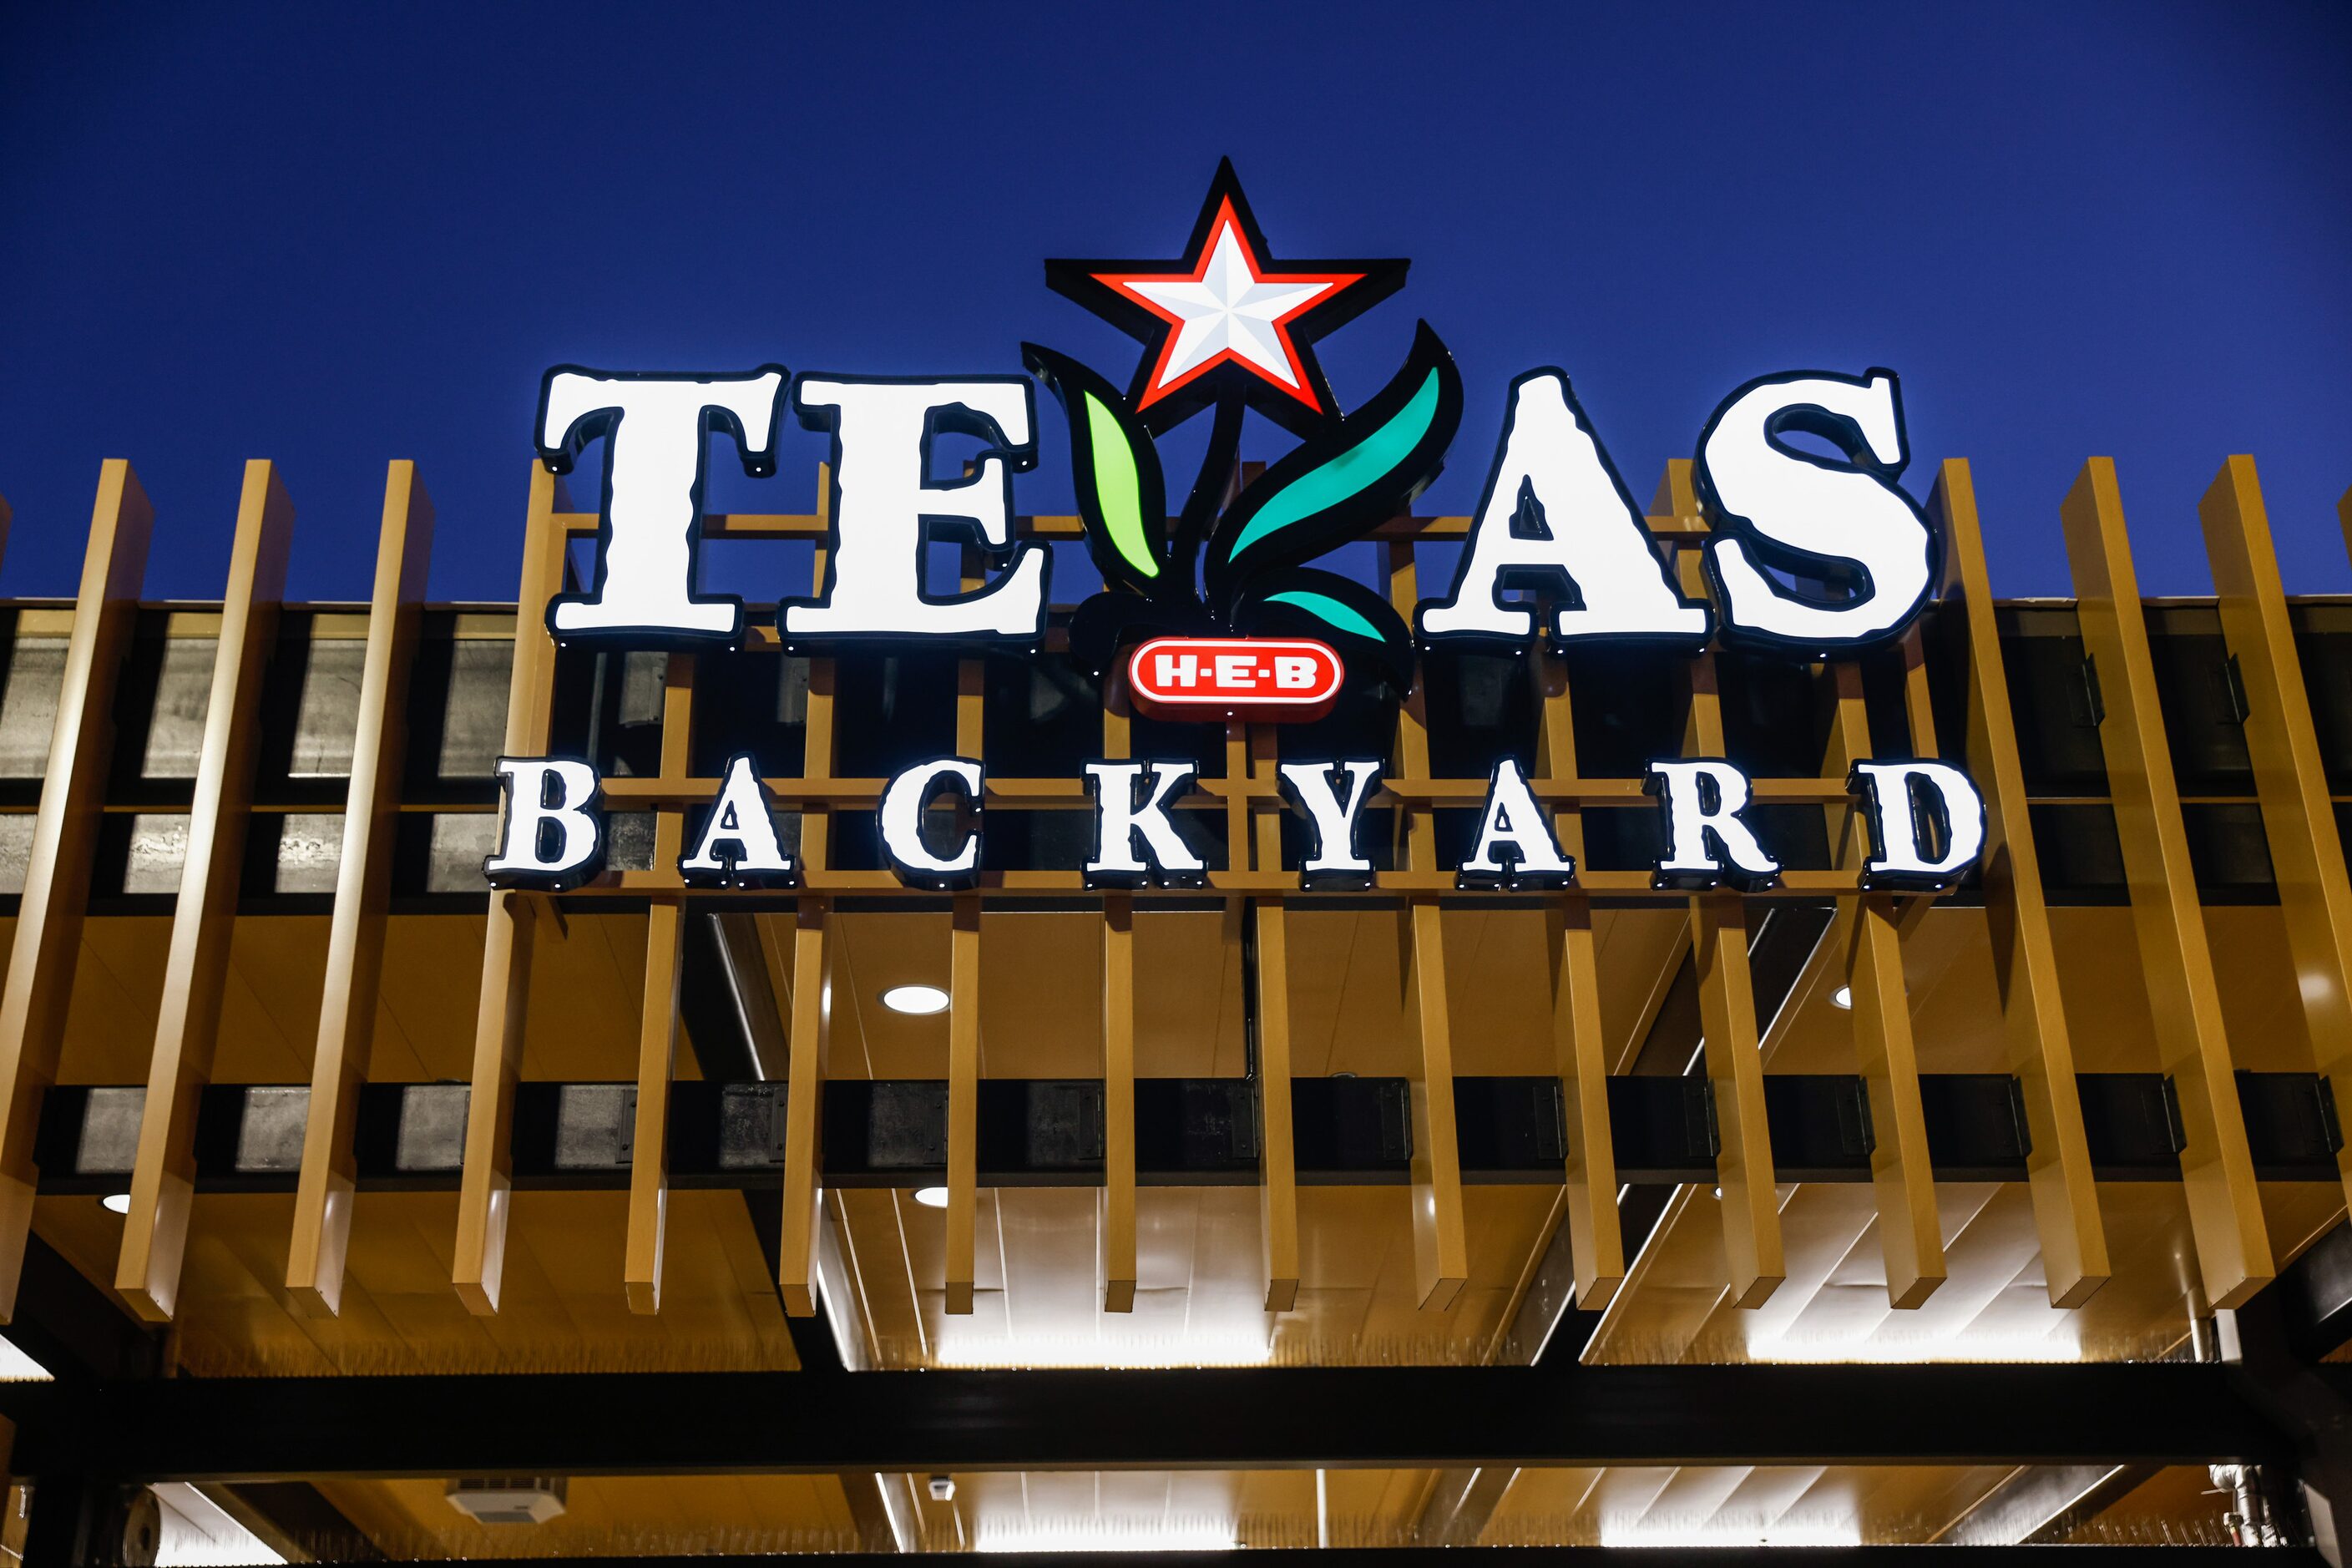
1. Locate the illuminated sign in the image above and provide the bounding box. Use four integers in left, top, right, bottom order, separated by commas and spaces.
1125, 636, 1343, 722
490, 159, 1992, 895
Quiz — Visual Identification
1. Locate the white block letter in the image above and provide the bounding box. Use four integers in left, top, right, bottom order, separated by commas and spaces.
537, 366, 787, 645
1278, 760, 1382, 887
1697, 369, 1935, 654
1419, 371, 1707, 645
680, 754, 797, 887
486, 757, 605, 891
1085, 761, 1205, 888
878, 757, 984, 888
784, 377, 1049, 641
1458, 757, 1577, 888
1646, 760, 1781, 889
1848, 760, 1986, 888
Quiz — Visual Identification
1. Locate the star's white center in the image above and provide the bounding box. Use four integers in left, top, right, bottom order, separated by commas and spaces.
1125, 220, 1333, 392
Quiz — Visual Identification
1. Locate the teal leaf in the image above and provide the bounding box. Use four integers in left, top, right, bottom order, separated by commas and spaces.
1206, 321, 1462, 615
1227, 370, 1443, 560
1262, 589, 1383, 640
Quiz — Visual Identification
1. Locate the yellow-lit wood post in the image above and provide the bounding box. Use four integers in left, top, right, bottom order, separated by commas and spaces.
288, 462, 433, 1314
1399, 897, 1469, 1309
2061, 458, 2272, 1308
1662, 461, 1782, 1309
1823, 661, 1944, 1309
116, 461, 295, 1321
774, 902, 828, 1314
2201, 458, 2352, 1220
799, 469, 837, 880
0, 462, 149, 1322
625, 653, 695, 1313
944, 893, 982, 1315
1533, 655, 1623, 1311
1254, 896, 1300, 1312
1101, 896, 1137, 1313
453, 463, 567, 1313
1933, 461, 2108, 1307
1384, 539, 1469, 1311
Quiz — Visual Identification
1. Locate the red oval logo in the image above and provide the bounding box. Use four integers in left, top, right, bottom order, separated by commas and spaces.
1125, 636, 1344, 723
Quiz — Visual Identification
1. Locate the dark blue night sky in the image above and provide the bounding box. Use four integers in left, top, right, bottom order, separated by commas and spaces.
2, 2, 2345, 605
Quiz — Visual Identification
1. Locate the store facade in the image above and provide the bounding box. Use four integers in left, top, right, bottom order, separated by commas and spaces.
0, 166, 2348, 1561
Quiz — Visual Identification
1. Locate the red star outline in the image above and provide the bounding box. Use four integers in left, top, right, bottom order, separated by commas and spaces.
1090, 198, 1368, 418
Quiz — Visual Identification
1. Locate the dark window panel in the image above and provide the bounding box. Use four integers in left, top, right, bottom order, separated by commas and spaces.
1998, 606, 2107, 796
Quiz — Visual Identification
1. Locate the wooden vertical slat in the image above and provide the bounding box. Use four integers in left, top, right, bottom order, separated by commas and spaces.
799, 467, 837, 879
773, 902, 828, 1314
1399, 897, 1468, 1309
1383, 539, 1468, 1311
2201, 458, 2352, 1220
1823, 661, 1944, 1308
287, 463, 433, 1314
1533, 655, 1623, 1311
1661, 461, 1782, 1309
625, 653, 695, 1313
0, 461, 150, 1321
1254, 896, 1300, 1312
2061, 458, 2272, 1308
1248, 729, 1297, 1308
1932, 461, 2108, 1307
944, 893, 981, 1315
453, 463, 567, 1314
115, 461, 294, 1322
1101, 896, 1137, 1313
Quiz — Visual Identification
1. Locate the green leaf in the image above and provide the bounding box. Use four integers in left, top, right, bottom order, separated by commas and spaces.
1227, 369, 1443, 560
1084, 391, 1157, 581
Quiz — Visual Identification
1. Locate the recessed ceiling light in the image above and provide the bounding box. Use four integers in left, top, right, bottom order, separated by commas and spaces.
101, 1193, 131, 1215
1831, 985, 1853, 1010
883, 984, 951, 1016
913, 1186, 949, 1210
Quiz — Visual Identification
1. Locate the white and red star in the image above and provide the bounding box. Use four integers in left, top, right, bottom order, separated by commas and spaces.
1045, 160, 1407, 436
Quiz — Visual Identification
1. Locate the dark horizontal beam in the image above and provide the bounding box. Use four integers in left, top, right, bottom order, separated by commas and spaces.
32, 1070, 2344, 1198
275, 1551, 2324, 1567
0, 1363, 2291, 1481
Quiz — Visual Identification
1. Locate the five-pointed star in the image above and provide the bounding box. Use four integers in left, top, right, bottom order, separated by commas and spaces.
1105, 199, 1357, 411
1045, 160, 1408, 436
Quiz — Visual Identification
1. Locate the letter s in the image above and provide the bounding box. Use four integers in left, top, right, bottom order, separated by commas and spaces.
1695, 368, 1937, 655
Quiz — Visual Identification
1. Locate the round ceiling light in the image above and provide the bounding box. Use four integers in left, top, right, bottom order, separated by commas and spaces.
883, 984, 951, 1016
101, 1192, 131, 1215
913, 1186, 949, 1210
1831, 985, 1854, 1010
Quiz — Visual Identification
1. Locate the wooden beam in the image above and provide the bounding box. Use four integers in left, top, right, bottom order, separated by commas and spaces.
2200, 458, 2352, 1225
774, 902, 828, 1316
2061, 458, 2273, 1309
1400, 898, 1469, 1310
1534, 655, 1623, 1312
944, 895, 981, 1315
453, 463, 567, 1314
1383, 538, 1468, 1312
625, 653, 695, 1313
287, 461, 433, 1316
1932, 459, 2110, 1308
1662, 459, 1781, 1308
1101, 896, 1137, 1313
0, 461, 149, 1323
1823, 660, 1944, 1310
1254, 898, 1300, 1313
115, 460, 295, 1322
